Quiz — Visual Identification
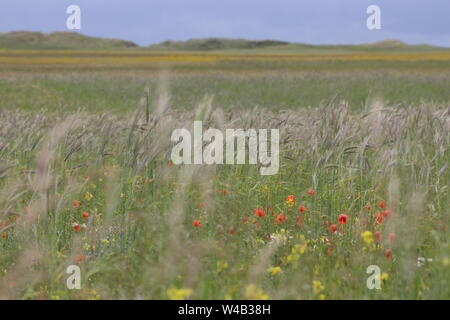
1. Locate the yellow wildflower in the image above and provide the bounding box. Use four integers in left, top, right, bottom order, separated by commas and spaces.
312, 280, 325, 294
293, 243, 307, 254
85, 192, 94, 201
267, 266, 282, 276
216, 261, 229, 273
245, 284, 269, 300
361, 231, 374, 246
166, 287, 193, 300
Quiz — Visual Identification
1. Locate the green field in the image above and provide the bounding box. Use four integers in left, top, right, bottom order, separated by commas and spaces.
0, 44, 449, 299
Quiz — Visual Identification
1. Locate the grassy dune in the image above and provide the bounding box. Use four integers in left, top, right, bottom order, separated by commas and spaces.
0, 46, 449, 300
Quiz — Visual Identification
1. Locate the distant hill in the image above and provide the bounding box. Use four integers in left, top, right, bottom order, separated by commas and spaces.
0, 31, 138, 49
0, 31, 447, 52
148, 37, 449, 52
147, 38, 290, 51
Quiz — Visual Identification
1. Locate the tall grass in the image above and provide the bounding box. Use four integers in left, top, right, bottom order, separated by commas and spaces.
0, 91, 448, 299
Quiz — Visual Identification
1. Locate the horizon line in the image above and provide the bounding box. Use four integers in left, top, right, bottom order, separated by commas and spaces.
1, 30, 449, 49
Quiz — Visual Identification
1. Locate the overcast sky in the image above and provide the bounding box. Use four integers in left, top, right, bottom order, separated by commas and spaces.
1, 0, 449, 46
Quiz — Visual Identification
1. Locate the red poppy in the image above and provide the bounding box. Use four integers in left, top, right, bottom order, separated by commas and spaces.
298, 205, 306, 212
377, 200, 386, 209
222, 189, 229, 195
73, 223, 81, 231
381, 208, 393, 217
254, 208, 266, 217
82, 211, 89, 218
330, 224, 337, 233
192, 219, 202, 227
385, 248, 392, 260
73, 200, 80, 208
374, 211, 385, 224
296, 215, 302, 226
75, 254, 84, 263
374, 231, 383, 242
276, 213, 287, 223
389, 233, 395, 241
307, 189, 315, 196
338, 214, 348, 224
286, 195, 295, 203
198, 202, 205, 208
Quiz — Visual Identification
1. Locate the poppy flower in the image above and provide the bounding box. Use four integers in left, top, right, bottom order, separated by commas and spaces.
374, 231, 383, 242
298, 205, 306, 212
254, 208, 266, 217
73, 223, 81, 231
73, 200, 80, 208
276, 213, 287, 223
307, 189, 315, 196
75, 254, 84, 263
82, 211, 89, 218
222, 189, 229, 195
385, 249, 392, 260
374, 211, 385, 224
338, 214, 348, 224
377, 200, 386, 209
198, 203, 205, 208
381, 208, 393, 217
192, 219, 202, 227
389, 233, 395, 241
330, 224, 337, 233
285, 195, 295, 204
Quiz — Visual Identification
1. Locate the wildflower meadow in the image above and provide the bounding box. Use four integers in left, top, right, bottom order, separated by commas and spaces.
0, 86, 448, 299
0, 2, 449, 300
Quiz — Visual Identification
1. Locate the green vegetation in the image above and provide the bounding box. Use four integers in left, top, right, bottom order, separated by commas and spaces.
148, 38, 290, 51
0, 34, 448, 300
1, 31, 449, 51
1, 71, 449, 113
0, 97, 448, 299
0, 31, 138, 50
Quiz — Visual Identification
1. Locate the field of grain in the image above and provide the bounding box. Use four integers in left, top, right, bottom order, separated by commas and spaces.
0, 50, 449, 299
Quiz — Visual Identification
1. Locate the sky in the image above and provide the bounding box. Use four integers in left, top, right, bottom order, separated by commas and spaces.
1, 0, 449, 46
